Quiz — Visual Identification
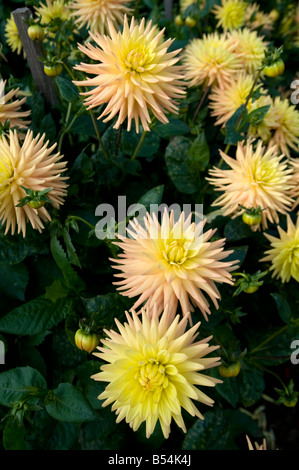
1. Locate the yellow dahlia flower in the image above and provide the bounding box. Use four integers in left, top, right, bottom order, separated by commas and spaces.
227, 28, 266, 74
70, 0, 132, 35
183, 33, 242, 90
92, 308, 222, 439
261, 214, 299, 283
265, 97, 299, 158
74, 16, 185, 133
213, 0, 247, 31
245, 3, 274, 32
0, 81, 31, 130
4, 14, 25, 58
289, 159, 299, 208
111, 209, 237, 321
207, 140, 295, 230
209, 73, 264, 126
35, 0, 70, 24
0, 130, 68, 237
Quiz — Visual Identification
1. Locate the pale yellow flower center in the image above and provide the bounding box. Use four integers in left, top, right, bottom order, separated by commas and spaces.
135, 350, 176, 402
0, 154, 13, 190
124, 47, 153, 74
164, 240, 188, 266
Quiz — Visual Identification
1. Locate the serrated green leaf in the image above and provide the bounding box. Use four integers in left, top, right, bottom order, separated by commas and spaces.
238, 366, 265, 407
182, 409, 231, 450
189, 131, 210, 171
271, 293, 292, 324
0, 297, 73, 336
45, 383, 97, 423
55, 76, 79, 103
165, 136, 198, 194
0, 366, 47, 407
0, 263, 29, 301
50, 235, 85, 292
153, 118, 190, 138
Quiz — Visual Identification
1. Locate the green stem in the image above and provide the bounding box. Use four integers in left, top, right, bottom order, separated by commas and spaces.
192, 86, 210, 122
69, 215, 95, 230
62, 62, 109, 160
253, 362, 289, 394
249, 325, 288, 355
89, 110, 110, 161
58, 102, 72, 153
131, 130, 147, 161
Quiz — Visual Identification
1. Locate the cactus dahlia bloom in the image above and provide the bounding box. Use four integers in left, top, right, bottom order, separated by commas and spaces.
209, 73, 265, 126
207, 140, 295, 230
92, 308, 222, 439
265, 97, 299, 158
260, 214, 299, 283
0, 130, 68, 236
289, 159, 299, 209
34, 0, 70, 24
110, 210, 237, 321
227, 28, 266, 74
245, 3, 273, 32
213, 0, 247, 31
70, 0, 132, 35
4, 14, 25, 58
183, 33, 242, 90
0, 81, 31, 130
74, 15, 185, 133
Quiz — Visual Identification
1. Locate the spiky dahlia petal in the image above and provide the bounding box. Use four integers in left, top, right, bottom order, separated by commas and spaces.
92, 308, 222, 439
207, 140, 295, 230
260, 214, 299, 283
73, 15, 185, 133
213, 0, 247, 31
183, 32, 242, 90
5, 14, 25, 58
70, 0, 132, 35
0, 130, 68, 237
264, 97, 299, 158
209, 73, 266, 126
34, 0, 70, 24
110, 209, 237, 321
227, 28, 267, 74
0, 81, 31, 130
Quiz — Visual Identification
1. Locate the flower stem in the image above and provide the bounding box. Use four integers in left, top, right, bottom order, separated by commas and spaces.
62, 62, 109, 161
192, 86, 210, 122
249, 325, 288, 355
131, 130, 147, 161
69, 215, 95, 230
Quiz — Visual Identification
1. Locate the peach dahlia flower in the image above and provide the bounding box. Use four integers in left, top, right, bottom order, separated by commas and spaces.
183, 33, 242, 90
0, 81, 31, 130
92, 308, 222, 439
70, 0, 132, 35
110, 210, 237, 321
0, 130, 68, 237
73, 15, 185, 133
207, 140, 295, 230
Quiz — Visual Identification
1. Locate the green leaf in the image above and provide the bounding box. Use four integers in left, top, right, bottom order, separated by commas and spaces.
81, 292, 129, 329
45, 383, 98, 423
165, 136, 198, 194
47, 422, 80, 450
247, 105, 271, 126
238, 366, 265, 407
182, 409, 231, 450
215, 375, 239, 408
40, 113, 56, 144
224, 217, 253, 242
3, 421, 31, 450
0, 366, 47, 407
137, 185, 164, 210
225, 246, 248, 267
271, 293, 292, 324
189, 131, 210, 171
55, 76, 79, 103
0, 297, 73, 336
224, 105, 249, 145
45, 279, 70, 302
50, 235, 85, 292
0, 263, 29, 301
153, 118, 190, 138
121, 128, 160, 158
